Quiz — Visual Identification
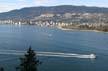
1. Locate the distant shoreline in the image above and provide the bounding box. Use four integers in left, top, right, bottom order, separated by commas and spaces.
57, 26, 107, 33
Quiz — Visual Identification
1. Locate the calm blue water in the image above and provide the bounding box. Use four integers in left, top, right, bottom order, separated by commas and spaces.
0, 24, 108, 71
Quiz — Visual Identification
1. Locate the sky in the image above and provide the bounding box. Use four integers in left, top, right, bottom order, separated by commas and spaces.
0, 0, 108, 13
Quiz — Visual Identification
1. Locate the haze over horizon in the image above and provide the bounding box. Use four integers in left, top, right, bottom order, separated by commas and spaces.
0, 0, 108, 13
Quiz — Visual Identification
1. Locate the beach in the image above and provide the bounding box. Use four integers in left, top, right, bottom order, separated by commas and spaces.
57, 25, 105, 33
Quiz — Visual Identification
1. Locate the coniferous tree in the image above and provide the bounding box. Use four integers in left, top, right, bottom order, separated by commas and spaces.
18, 46, 39, 71
0, 67, 4, 71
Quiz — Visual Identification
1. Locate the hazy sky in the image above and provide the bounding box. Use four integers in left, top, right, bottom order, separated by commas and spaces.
0, 0, 108, 12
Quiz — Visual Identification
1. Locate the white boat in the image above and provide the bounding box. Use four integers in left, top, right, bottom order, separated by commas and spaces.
89, 54, 96, 58
77, 54, 96, 59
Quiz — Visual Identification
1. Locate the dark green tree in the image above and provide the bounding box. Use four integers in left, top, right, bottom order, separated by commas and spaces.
0, 67, 4, 71
18, 46, 39, 71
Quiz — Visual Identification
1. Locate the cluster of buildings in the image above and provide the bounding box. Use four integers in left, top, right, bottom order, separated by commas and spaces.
0, 19, 108, 28
0, 20, 25, 25
0, 20, 71, 26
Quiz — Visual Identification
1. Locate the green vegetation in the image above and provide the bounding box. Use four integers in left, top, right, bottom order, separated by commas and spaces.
61, 25, 108, 32
0, 67, 4, 71
0, 47, 40, 71
17, 46, 40, 71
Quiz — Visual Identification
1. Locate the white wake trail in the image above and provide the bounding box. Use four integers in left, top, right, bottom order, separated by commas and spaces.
0, 50, 96, 59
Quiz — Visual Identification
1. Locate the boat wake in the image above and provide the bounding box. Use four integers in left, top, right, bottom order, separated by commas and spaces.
0, 49, 96, 59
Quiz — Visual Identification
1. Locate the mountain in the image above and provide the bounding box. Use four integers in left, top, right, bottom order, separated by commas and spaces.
0, 5, 108, 22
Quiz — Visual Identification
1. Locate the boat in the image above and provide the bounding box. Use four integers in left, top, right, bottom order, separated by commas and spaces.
89, 54, 96, 58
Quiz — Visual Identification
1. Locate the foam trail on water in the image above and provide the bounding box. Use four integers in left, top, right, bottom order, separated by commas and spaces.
0, 52, 23, 55
0, 49, 78, 55
0, 49, 26, 53
0, 50, 82, 56
0, 57, 18, 62
37, 54, 90, 58
38, 52, 80, 55
0, 50, 96, 59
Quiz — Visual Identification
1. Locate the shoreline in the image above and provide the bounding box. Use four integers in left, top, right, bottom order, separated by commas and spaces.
57, 26, 107, 33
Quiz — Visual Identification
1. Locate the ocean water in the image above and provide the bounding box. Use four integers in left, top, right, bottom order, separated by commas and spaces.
0, 24, 108, 71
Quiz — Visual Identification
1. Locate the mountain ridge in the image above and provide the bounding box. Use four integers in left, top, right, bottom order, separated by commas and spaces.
0, 5, 108, 21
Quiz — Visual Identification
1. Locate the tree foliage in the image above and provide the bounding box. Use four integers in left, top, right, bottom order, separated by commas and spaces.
18, 46, 39, 71
0, 67, 4, 71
